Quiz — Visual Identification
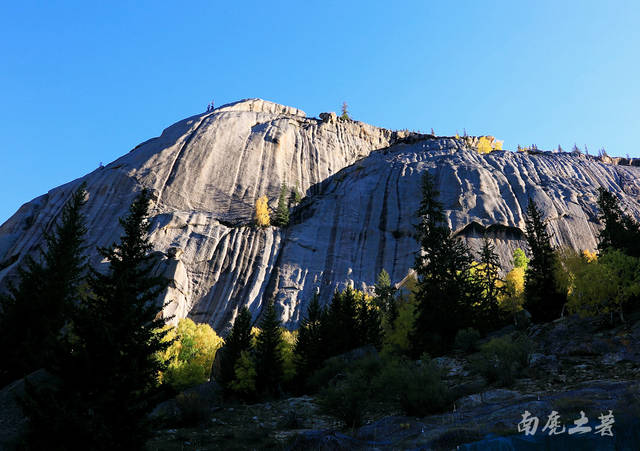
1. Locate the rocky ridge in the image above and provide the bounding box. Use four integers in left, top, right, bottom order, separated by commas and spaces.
2, 98, 640, 332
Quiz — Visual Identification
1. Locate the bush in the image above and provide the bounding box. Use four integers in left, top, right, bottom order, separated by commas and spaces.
317, 375, 369, 429
377, 357, 450, 417
471, 334, 532, 387
174, 392, 210, 427
315, 354, 382, 428
454, 328, 481, 353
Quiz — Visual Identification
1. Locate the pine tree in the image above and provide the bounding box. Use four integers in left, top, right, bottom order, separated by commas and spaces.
218, 306, 254, 389
374, 269, 396, 315
523, 198, 565, 323
23, 189, 171, 450
410, 172, 480, 356
0, 183, 87, 388
596, 187, 640, 258
255, 301, 284, 396
356, 291, 382, 350
293, 291, 324, 389
340, 101, 350, 120
290, 185, 302, 205
472, 236, 505, 331
274, 183, 290, 227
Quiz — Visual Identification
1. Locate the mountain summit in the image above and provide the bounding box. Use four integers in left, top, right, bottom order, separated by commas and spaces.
2, 98, 640, 331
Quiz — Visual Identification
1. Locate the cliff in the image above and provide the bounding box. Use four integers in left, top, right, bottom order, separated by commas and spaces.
2, 98, 640, 332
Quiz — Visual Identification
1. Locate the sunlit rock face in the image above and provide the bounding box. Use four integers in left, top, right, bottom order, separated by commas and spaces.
2, 99, 640, 332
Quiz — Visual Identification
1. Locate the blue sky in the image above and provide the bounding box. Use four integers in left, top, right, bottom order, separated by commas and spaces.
1, 1, 639, 224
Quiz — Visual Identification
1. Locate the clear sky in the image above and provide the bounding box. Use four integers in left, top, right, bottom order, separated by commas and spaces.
1, 1, 639, 224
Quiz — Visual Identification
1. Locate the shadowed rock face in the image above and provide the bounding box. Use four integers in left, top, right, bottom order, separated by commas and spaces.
2, 99, 640, 332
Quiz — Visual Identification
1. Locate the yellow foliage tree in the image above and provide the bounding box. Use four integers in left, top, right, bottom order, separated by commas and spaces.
476, 136, 503, 154
477, 136, 493, 154
280, 329, 298, 383
157, 318, 224, 390
558, 248, 640, 321
255, 195, 270, 227
499, 267, 525, 320
382, 276, 417, 356
230, 350, 256, 396
582, 249, 597, 263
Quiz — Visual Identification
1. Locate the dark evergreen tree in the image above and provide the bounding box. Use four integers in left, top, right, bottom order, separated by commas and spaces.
472, 236, 505, 331
255, 300, 284, 396
596, 187, 640, 258
314, 287, 381, 360
293, 291, 325, 388
356, 291, 382, 350
374, 268, 397, 324
274, 183, 290, 227
218, 306, 254, 389
0, 183, 87, 388
290, 185, 302, 205
410, 172, 480, 356
23, 189, 171, 450
324, 287, 360, 354
523, 198, 565, 323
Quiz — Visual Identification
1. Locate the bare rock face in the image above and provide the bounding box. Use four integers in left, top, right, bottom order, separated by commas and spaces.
2, 98, 640, 332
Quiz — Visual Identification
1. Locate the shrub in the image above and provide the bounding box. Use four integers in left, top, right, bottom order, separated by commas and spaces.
377, 357, 450, 417
174, 392, 210, 427
471, 334, 532, 387
315, 354, 382, 428
454, 328, 481, 353
317, 375, 369, 429
306, 355, 350, 393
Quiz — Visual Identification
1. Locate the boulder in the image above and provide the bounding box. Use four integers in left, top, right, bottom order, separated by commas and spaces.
0, 369, 54, 449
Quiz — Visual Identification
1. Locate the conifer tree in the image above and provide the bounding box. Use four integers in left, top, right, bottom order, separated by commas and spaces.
255, 300, 284, 396
523, 198, 565, 323
0, 183, 87, 388
340, 101, 350, 120
293, 291, 325, 388
325, 287, 360, 354
218, 306, 254, 389
410, 172, 480, 356
596, 187, 640, 258
356, 291, 382, 350
290, 185, 302, 205
472, 236, 505, 331
23, 189, 171, 450
274, 183, 290, 227
374, 269, 397, 322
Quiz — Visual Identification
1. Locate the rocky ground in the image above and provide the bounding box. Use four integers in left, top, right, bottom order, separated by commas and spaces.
146, 314, 640, 450
3, 314, 638, 449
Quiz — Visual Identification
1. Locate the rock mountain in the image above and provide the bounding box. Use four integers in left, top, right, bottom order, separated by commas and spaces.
2, 98, 640, 332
